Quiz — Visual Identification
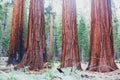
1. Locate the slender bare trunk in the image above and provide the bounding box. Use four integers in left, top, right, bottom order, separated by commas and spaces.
49, 14, 53, 60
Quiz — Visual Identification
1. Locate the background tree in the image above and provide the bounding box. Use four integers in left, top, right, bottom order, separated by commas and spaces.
0, 2, 5, 56
53, 0, 62, 60
49, 0, 53, 61
44, 0, 52, 62
61, 0, 81, 69
8, 0, 25, 65
112, 0, 120, 60
16, 0, 46, 70
45, 0, 59, 61
0, 0, 13, 57
78, 16, 90, 62
87, 0, 118, 72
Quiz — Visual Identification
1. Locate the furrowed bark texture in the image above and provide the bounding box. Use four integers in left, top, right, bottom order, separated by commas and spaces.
61, 0, 81, 70
16, 0, 46, 70
8, 0, 24, 65
87, 0, 118, 72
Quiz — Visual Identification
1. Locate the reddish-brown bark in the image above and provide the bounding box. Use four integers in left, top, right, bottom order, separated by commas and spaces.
8, 0, 24, 65
49, 14, 53, 61
16, 0, 46, 70
87, 0, 118, 72
48, 1, 53, 61
60, 0, 81, 70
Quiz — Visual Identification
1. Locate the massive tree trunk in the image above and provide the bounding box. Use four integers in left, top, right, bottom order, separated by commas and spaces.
16, 0, 46, 70
61, 0, 81, 70
8, 0, 24, 65
87, 0, 118, 72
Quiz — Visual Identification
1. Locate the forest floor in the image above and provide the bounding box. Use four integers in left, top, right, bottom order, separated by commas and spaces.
0, 59, 120, 80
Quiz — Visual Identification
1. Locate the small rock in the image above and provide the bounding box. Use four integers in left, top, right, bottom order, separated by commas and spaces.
84, 74, 89, 78
81, 75, 84, 78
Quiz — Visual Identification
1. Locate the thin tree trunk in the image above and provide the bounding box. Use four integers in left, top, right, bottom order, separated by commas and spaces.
49, 14, 53, 60
87, 0, 118, 72
16, 0, 46, 70
61, 0, 81, 70
48, 0, 53, 61
8, 0, 24, 65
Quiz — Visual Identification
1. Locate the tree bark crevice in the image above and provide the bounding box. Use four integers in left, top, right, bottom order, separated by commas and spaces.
16, 0, 46, 71
87, 0, 118, 72
8, 0, 25, 65
61, 0, 81, 70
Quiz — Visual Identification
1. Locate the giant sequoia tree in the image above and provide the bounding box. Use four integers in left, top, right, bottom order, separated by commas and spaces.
16, 0, 46, 70
87, 0, 118, 72
8, 0, 24, 65
61, 0, 81, 69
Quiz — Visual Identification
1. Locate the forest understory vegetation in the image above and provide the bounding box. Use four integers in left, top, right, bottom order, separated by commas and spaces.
0, 60, 120, 80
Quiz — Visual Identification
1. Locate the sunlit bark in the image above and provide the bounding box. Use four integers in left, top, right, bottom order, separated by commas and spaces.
87, 0, 118, 72
61, 0, 81, 70
16, 0, 46, 70
8, 0, 24, 65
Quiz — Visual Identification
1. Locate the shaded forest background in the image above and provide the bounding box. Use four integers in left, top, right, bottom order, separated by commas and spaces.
0, 0, 120, 62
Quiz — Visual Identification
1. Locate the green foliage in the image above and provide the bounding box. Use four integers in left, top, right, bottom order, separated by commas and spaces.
0, 6, 3, 36
47, 71, 53, 80
49, 59, 54, 67
45, 1, 62, 58
55, 23, 62, 50
8, 76, 16, 80
1, 35, 10, 56
78, 16, 90, 62
112, 0, 120, 59
112, 12, 120, 59
45, 3, 51, 53
0, 5, 4, 20
0, 0, 13, 56
45, 5, 52, 14
0, 65, 120, 80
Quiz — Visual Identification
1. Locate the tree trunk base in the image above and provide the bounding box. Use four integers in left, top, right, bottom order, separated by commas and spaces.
60, 62, 82, 70
86, 65, 118, 73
